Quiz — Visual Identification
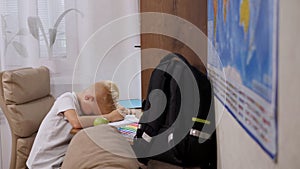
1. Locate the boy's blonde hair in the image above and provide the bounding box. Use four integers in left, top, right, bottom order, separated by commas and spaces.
93, 80, 119, 114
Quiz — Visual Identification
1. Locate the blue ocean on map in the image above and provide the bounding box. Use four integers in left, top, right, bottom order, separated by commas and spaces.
208, 0, 277, 102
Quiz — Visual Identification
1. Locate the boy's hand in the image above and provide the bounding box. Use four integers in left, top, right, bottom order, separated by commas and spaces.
102, 109, 125, 122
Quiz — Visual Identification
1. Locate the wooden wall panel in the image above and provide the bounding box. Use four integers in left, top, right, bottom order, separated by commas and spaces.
140, 0, 207, 99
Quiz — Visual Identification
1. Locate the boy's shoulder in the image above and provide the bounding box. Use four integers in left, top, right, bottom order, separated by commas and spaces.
54, 92, 83, 116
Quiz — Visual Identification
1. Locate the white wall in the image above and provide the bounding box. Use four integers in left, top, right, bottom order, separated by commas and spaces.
216, 0, 300, 169
73, 0, 141, 100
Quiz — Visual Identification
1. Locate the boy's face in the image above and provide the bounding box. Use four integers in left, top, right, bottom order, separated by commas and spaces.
81, 83, 110, 115
80, 95, 102, 115
90, 100, 103, 115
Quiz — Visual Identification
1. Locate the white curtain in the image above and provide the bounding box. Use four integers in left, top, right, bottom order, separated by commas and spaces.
0, 1, 140, 168
0, 0, 141, 99
0, 0, 79, 95
0, 0, 51, 70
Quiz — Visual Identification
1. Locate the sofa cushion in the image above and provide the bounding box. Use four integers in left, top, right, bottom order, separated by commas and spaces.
16, 134, 36, 169
2, 66, 50, 105
61, 125, 139, 169
7, 96, 54, 137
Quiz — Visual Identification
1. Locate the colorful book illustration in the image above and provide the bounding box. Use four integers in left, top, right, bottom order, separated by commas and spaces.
117, 122, 138, 142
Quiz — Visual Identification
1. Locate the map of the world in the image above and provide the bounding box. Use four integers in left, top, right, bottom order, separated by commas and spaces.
208, 0, 278, 159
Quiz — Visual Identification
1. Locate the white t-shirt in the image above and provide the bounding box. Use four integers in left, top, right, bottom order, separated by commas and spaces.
27, 92, 83, 169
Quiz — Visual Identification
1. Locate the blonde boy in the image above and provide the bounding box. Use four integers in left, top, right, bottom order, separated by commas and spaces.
27, 81, 125, 169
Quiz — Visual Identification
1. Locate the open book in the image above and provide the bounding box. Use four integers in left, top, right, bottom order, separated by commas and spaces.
109, 115, 139, 143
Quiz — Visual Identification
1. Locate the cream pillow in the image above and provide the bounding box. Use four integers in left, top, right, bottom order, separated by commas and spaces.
2, 66, 50, 104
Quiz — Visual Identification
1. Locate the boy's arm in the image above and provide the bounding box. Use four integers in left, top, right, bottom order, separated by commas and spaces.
78, 116, 101, 128
101, 109, 124, 122
64, 109, 83, 129
64, 109, 99, 128
78, 111, 124, 127
64, 109, 125, 129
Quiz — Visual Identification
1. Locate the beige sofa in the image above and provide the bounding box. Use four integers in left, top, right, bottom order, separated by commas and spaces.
0, 67, 55, 169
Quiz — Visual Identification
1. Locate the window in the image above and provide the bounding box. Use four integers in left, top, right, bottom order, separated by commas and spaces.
0, 0, 22, 70
37, 0, 67, 58
0, 0, 18, 16
0, 0, 19, 39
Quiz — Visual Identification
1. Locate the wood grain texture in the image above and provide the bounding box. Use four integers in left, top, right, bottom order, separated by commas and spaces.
140, 0, 208, 99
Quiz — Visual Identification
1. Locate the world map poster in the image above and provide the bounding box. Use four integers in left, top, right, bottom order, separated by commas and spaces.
207, 0, 278, 159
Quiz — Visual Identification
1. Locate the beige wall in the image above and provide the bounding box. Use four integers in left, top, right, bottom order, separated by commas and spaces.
216, 0, 300, 169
